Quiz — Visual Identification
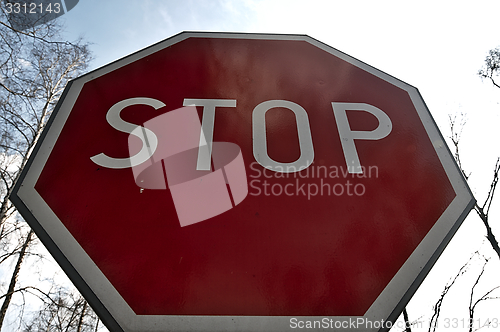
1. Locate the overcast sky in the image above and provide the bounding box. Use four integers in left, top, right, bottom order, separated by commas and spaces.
55, 0, 500, 329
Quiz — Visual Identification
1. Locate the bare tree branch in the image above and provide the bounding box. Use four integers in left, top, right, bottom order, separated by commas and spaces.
468, 256, 500, 332
428, 251, 477, 332
473, 159, 500, 261
449, 114, 500, 260
479, 47, 500, 89
0, 7, 94, 331
0, 229, 33, 326
448, 113, 470, 179
403, 308, 412, 332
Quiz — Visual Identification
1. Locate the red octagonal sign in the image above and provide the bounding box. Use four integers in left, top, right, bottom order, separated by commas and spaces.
12, 32, 474, 332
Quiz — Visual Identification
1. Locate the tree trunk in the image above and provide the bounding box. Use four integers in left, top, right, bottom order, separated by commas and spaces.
403, 308, 412, 332
76, 300, 88, 332
0, 229, 34, 328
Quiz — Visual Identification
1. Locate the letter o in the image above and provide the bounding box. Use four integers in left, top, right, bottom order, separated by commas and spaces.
252, 100, 314, 173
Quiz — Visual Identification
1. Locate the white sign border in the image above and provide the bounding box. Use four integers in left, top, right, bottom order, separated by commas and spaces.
11, 31, 475, 332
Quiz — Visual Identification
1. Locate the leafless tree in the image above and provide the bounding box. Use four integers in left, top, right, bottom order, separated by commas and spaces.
427, 251, 476, 332
448, 113, 500, 260
23, 287, 102, 332
468, 257, 500, 332
422, 48, 500, 331
425, 251, 499, 332
0, 4, 94, 330
478, 47, 500, 89
395, 47, 500, 332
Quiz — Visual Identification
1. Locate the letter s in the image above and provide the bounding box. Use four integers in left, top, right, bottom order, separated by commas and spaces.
90, 97, 165, 169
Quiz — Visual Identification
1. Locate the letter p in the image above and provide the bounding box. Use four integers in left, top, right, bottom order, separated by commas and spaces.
332, 103, 392, 174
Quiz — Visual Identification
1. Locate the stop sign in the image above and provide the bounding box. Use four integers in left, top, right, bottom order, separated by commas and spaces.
12, 32, 474, 332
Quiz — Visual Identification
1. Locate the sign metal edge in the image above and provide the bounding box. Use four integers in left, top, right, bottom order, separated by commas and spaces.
10, 31, 475, 332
